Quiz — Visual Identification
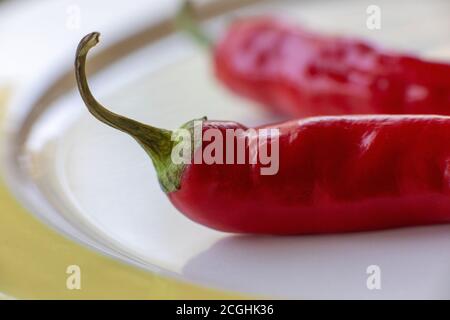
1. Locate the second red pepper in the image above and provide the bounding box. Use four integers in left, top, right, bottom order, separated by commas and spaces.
213, 17, 450, 117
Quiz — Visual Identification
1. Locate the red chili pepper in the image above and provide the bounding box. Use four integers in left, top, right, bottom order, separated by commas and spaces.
178, 6, 450, 117
76, 33, 450, 234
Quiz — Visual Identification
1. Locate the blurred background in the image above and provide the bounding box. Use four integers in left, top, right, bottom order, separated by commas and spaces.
1, 0, 449, 97
0, 0, 186, 90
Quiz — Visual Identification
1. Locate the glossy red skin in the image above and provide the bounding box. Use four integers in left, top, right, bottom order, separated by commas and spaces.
168, 117, 450, 234
214, 17, 450, 117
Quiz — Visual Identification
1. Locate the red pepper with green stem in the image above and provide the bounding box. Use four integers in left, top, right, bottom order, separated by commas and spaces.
76, 32, 450, 234
177, 3, 450, 117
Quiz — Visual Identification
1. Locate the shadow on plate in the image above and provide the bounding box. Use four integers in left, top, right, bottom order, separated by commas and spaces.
183, 224, 450, 299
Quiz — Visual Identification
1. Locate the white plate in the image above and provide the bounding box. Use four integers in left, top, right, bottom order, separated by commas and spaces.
5, 0, 450, 299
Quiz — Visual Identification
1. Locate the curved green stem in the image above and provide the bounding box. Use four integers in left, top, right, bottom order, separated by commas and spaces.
75, 32, 185, 193
175, 1, 212, 48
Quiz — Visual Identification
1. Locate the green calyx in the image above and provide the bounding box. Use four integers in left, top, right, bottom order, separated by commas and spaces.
175, 1, 212, 48
75, 32, 201, 193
